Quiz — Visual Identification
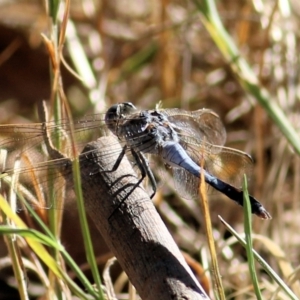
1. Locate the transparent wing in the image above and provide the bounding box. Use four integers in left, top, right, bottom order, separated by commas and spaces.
0, 113, 129, 212
173, 167, 201, 200
159, 108, 250, 200
0, 113, 108, 159
161, 108, 226, 147
172, 140, 253, 200
0, 137, 127, 213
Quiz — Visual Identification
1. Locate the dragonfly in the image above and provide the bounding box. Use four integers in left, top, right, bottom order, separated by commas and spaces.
0, 102, 271, 219
105, 103, 271, 219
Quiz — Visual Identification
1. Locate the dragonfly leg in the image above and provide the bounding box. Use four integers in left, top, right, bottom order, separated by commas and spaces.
108, 149, 157, 220
132, 150, 157, 199
108, 176, 145, 221
90, 145, 127, 175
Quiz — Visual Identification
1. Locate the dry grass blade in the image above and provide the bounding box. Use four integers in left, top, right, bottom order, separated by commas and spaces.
198, 157, 225, 299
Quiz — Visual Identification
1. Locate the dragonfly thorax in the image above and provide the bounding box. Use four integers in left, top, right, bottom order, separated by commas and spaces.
114, 109, 181, 155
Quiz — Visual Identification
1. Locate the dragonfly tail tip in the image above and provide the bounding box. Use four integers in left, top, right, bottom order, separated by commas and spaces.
257, 207, 272, 220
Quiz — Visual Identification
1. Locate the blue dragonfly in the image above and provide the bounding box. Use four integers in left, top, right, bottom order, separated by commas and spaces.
0, 102, 270, 219
104, 102, 271, 219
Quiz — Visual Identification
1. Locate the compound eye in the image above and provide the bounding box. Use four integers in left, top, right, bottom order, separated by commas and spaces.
105, 104, 120, 133
104, 102, 137, 134
119, 102, 136, 116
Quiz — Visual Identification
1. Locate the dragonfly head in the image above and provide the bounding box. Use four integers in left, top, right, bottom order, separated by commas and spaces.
105, 102, 136, 134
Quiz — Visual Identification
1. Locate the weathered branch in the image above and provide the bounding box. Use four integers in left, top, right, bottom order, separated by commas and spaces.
79, 136, 210, 299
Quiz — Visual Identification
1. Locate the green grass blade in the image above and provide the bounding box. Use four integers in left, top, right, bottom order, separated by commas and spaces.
71, 157, 104, 300
219, 215, 298, 300
243, 175, 262, 299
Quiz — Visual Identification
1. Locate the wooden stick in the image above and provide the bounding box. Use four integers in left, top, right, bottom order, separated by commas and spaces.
78, 136, 210, 299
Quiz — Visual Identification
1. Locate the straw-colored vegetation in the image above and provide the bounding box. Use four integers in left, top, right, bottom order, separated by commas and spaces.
0, 0, 300, 299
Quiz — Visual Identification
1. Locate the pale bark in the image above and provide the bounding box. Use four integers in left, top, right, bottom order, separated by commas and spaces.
78, 136, 210, 299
